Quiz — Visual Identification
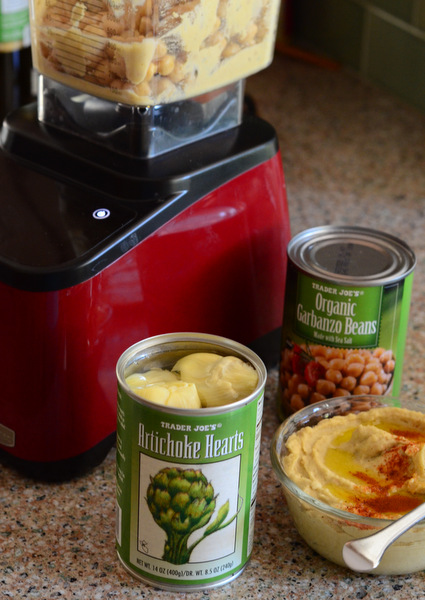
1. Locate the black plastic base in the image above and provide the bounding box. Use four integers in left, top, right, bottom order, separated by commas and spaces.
249, 326, 281, 369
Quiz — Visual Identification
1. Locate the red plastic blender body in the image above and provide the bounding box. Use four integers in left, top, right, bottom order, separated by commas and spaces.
0, 145, 289, 478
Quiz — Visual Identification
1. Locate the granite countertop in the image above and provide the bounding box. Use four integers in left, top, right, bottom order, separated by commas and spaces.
2, 52, 425, 599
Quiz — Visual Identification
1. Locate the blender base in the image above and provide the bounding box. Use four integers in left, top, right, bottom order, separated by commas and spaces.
0, 106, 290, 480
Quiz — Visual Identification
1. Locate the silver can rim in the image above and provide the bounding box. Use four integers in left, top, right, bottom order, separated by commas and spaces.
287, 225, 416, 286
116, 332, 267, 415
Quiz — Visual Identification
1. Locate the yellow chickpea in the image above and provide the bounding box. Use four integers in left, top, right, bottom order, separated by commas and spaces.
353, 385, 370, 395
297, 383, 310, 399
288, 374, 303, 396
316, 379, 336, 396
380, 350, 394, 364
378, 370, 389, 384
325, 369, 343, 385
157, 54, 175, 76
345, 362, 364, 378
360, 370, 378, 387
134, 80, 151, 96
370, 382, 384, 395
346, 353, 365, 365
384, 360, 395, 374
329, 358, 346, 371
364, 358, 383, 374
290, 394, 305, 412
373, 347, 385, 359
325, 347, 344, 360
203, 30, 226, 49
333, 388, 351, 397
340, 376, 357, 392
311, 345, 327, 357
310, 392, 326, 404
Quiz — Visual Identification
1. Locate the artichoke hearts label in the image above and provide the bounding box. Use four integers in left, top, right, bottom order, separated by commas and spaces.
116, 386, 264, 588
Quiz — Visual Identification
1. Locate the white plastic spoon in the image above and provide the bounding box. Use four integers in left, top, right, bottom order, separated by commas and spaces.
343, 502, 425, 572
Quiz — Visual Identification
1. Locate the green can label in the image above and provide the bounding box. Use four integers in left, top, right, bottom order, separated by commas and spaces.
278, 264, 414, 418
116, 384, 264, 590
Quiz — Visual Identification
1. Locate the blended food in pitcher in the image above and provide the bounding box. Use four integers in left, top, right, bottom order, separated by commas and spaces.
30, 0, 281, 104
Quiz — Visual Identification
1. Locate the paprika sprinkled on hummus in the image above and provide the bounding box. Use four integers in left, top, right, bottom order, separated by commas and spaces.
283, 406, 425, 519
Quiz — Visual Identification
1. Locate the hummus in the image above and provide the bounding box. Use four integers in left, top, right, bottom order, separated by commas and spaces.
283, 406, 425, 519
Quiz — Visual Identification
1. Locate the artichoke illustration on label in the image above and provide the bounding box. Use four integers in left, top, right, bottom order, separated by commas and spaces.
146, 466, 240, 565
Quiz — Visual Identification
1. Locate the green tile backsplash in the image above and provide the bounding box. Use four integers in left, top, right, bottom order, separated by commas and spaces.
291, 0, 425, 113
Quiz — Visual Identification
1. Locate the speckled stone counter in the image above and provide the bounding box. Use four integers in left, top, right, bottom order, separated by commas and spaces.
2, 52, 425, 599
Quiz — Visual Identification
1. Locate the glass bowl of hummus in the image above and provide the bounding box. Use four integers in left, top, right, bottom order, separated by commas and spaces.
270, 395, 425, 575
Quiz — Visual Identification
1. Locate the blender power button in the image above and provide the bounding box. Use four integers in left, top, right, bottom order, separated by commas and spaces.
93, 208, 111, 219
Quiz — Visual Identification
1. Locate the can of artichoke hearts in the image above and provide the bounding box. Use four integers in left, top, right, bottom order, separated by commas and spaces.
115, 332, 266, 591
278, 226, 416, 419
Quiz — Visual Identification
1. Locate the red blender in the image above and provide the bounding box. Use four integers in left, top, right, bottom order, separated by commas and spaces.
0, 0, 290, 479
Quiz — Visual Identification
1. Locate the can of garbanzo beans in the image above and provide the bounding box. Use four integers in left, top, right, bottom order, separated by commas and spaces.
278, 226, 416, 419
116, 333, 266, 591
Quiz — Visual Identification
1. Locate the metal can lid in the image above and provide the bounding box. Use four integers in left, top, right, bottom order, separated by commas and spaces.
288, 225, 416, 286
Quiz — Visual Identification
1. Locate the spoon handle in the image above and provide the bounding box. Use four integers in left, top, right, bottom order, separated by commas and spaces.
343, 503, 425, 572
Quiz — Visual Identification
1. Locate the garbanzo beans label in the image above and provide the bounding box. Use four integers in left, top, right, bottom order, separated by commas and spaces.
295, 277, 382, 348
278, 265, 414, 417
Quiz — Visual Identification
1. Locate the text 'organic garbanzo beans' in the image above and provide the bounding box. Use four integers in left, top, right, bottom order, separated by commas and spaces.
277, 226, 416, 419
